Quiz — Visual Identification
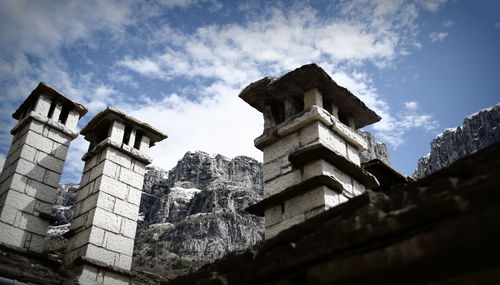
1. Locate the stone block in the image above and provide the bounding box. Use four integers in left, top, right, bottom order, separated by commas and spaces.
103, 147, 131, 168
65, 109, 80, 131
139, 135, 150, 153
127, 128, 136, 147
114, 199, 139, 220
29, 234, 45, 252
263, 155, 291, 182
299, 122, 348, 157
81, 193, 98, 214
43, 170, 61, 187
264, 170, 302, 198
36, 151, 65, 174
26, 179, 58, 203
35, 200, 53, 215
50, 102, 63, 121
0, 205, 20, 225
83, 154, 98, 173
95, 176, 128, 200
346, 143, 361, 165
303, 159, 352, 193
133, 160, 146, 175
105, 231, 134, 255
265, 213, 305, 239
304, 88, 323, 109
103, 270, 130, 284
93, 207, 121, 234
34, 94, 51, 117
76, 183, 91, 203
80, 171, 91, 188
264, 204, 283, 227
51, 142, 69, 160
85, 244, 116, 267
24, 131, 53, 154
18, 213, 49, 235
93, 192, 114, 213
4, 190, 35, 214
19, 145, 36, 163
28, 120, 45, 135
0, 223, 25, 248
118, 167, 144, 189
283, 187, 325, 220
115, 253, 133, 270
47, 128, 71, 145
101, 160, 119, 179
324, 189, 348, 208
127, 187, 142, 206
15, 158, 46, 182
89, 161, 105, 182
263, 133, 299, 164
352, 179, 366, 195
108, 121, 125, 145
77, 265, 98, 284
70, 212, 86, 232
120, 218, 137, 239
8, 173, 29, 193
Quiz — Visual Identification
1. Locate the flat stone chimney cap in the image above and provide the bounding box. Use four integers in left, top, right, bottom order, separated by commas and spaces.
12, 82, 88, 120
239, 64, 381, 128
80, 107, 167, 146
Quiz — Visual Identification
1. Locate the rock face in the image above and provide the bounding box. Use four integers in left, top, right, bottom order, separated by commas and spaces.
358, 130, 390, 165
414, 103, 500, 178
134, 151, 264, 278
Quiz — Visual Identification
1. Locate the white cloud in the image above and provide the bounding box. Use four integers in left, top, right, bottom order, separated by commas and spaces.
116, 82, 262, 171
443, 20, 455, 27
418, 0, 448, 12
430, 32, 448, 42
404, 101, 419, 110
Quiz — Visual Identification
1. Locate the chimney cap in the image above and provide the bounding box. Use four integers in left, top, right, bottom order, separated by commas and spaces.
239, 64, 381, 128
80, 107, 167, 146
12, 82, 88, 120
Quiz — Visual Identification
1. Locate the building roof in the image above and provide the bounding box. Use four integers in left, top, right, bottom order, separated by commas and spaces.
362, 158, 411, 190
80, 107, 167, 146
165, 141, 500, 285
12, 82, 88, 120
239, 64, 381, 128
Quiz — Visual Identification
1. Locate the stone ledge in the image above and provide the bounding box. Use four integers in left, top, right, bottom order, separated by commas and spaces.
82, 138, 152, 164
254, 106, 367, 151
289, 144, 380, 189
246, 174, 344, 216
10, 112, 78, 138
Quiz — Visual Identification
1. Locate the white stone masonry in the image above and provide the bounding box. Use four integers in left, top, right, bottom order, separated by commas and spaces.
65, 108, 166, 284
0, 91, 85, 252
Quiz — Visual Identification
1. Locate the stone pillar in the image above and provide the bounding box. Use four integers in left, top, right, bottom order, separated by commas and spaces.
240, 64, 382, 239
64, 107, 167, 284
0, 82, 87, 252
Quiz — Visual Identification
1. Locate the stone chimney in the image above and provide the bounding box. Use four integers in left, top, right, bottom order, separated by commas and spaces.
64, 107, 167, 284
241, 64, 381, 239
0, 82, 87, 252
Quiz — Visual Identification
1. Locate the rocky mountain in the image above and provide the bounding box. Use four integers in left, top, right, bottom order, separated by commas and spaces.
414, 103, 500, 178
359, 130, 390, 165
133, 152, 264, 279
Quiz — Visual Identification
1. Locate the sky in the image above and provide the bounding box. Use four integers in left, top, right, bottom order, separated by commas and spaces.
0, 0, 499, 184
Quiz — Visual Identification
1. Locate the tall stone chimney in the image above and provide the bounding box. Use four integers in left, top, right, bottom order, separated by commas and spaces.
64, 107, 167, 284
242, 64, 381, 239
0, 82, 87, 252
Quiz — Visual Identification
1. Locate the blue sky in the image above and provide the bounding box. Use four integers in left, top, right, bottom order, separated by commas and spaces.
0, 0, 499, 183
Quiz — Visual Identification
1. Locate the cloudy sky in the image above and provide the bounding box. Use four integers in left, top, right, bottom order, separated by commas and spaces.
0, 0, 499, 183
